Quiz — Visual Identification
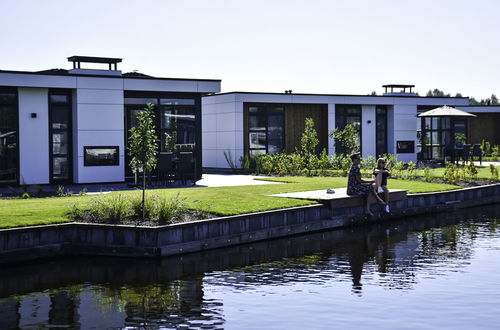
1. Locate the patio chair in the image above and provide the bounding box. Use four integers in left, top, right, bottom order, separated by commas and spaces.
177, 152, 195, 185
157, 152, 175, 186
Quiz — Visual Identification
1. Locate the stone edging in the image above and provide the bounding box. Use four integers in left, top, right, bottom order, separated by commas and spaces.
1, 184, 500, 265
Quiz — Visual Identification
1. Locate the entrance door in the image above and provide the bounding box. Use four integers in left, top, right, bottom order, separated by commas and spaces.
0, 89, 18, 185
49, 92, 72, 183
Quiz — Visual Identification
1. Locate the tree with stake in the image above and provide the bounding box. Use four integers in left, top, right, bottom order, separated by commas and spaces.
128, 103, 158, 221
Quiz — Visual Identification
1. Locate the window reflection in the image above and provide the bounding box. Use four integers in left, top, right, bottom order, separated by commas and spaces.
247, 104, 284, 155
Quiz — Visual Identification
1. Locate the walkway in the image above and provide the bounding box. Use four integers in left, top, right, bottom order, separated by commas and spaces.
0, 174, 281, 195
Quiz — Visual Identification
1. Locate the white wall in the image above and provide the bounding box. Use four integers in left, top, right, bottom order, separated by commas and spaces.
392, 101, 418, 162
202, 94, 244, 168
73, 76, 125, 183
18, 88, 50, 184
361, 105, 376, 158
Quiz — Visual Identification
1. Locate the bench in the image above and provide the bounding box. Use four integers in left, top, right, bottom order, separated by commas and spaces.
269, 188, 407, 209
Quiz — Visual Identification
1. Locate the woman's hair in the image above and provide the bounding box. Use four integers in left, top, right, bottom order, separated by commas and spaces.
377, 158, 386, 168
350, 153, 360, 161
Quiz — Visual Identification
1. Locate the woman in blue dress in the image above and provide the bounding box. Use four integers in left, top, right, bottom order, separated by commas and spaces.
347, 153, 387, 216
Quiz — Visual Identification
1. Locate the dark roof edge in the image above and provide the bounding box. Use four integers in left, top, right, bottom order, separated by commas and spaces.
457, 105, 500, 107
204, 91, 469, 99
0, 69, 221, 82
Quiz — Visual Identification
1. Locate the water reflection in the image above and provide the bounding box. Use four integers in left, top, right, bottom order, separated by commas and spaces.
0, 204, 499, 328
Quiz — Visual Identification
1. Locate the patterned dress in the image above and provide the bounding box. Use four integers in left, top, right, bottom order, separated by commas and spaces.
347, 164, 374, 196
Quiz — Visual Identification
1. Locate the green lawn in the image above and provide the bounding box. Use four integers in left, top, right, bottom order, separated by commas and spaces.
0, 177, 461, 229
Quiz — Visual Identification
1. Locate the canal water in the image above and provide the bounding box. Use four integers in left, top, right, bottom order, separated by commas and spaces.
1, 204, 500, 329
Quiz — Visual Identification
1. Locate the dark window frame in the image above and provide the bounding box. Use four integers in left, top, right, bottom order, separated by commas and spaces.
123, 91, 202, 179
48, 89, 73, 183
244, 103, 285, 156
84, 146, 120, 166
0, 87, 19, 186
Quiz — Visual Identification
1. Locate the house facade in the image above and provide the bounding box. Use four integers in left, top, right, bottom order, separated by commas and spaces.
0, 56, 220, 185
201, 89, 470, 169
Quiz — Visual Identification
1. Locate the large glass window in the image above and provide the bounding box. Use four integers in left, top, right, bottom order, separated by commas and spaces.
418, 117, 456, 160
247, 104, 284, 156
49, 91, 72, 182
0, 89, 18, 185
124, 94, 200, 178
335, 105, 361, 154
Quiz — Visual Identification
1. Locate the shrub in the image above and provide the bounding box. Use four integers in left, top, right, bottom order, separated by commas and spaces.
443, 162, 459, 184
360, 155, 376, 171
405, 161, 417, 180
466, 162, 478, 182
317, 149, 331, 170
130, 193, 158, 219
301, 118, 319, 157
490, 164, 499, 181
156, 194, 187, 224
391, 162, 405, 178
329, 123, 359, 156
382, 153, 398, 170
89, 193, 130, 222
423, 167, 434, 182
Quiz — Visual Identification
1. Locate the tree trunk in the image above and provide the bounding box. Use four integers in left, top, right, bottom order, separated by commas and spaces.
142, 169, 146, 221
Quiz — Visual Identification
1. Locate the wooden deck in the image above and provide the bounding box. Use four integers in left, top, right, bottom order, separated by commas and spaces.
269, 188, 407, 209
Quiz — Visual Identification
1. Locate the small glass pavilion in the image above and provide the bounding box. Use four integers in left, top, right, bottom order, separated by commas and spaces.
417, 106, 476, 162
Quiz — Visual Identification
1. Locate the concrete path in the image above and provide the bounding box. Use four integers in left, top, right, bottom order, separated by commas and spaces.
0, 174, 282, 195
195, 174, 282, 187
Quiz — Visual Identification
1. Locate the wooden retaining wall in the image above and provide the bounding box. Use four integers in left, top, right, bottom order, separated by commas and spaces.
1, 184, 500, 265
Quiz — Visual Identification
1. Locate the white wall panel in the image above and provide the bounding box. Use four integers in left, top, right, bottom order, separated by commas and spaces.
124, 79, 198, 92
361, 105, 376, 158
76, 130, 124, 157
216, 131, 237, 150
236, 93, 294, 103
216, 112, 238, 132
76, 89, 123, 104
197, 80, 222, 93
202, 113, 218, 132
76, 104, 124, 130
203, 132, 217, 149
328, 103, 336, 154
0, 73, 76, 89
202, 149, 217, 168
202, 94, 237, 105
18, 88, 50, 184
76, 77, 124, 90
76, 156, 125, 183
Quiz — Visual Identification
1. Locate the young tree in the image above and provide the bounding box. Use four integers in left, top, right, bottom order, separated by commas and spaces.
329, 123, 359, 156
128, 103, 158, 221
300, 117, 319, 157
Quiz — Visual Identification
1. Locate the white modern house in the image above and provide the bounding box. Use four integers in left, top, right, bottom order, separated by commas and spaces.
202, 87, 470, 169
2, 55, 498, 185
0, 56, 220, 185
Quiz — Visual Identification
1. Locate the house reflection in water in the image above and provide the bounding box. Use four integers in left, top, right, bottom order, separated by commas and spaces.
0, 204, 498, 328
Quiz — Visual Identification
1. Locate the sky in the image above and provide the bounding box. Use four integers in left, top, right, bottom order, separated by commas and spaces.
0, 0, 499, 98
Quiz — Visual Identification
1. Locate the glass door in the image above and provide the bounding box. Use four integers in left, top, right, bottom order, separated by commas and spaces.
0, 89, 18, 185
49, 93, 72, 183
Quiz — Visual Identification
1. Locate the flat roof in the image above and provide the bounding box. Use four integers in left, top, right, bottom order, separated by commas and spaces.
0, 69, 221, 82
203, 91, 469, 99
